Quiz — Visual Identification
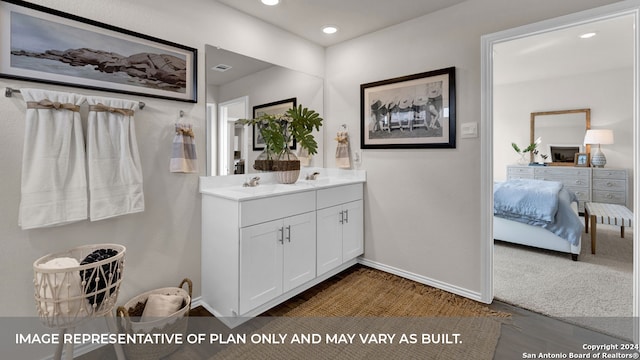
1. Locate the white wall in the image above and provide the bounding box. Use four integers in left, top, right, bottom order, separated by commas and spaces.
494, 67, 634, 181
0, 2, 323, 355
324, 0, 621, 296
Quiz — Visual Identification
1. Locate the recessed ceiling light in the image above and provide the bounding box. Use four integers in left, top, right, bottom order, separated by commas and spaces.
580, 32, 597, 39
322, 26, 338, 35
261, 0, 279, 5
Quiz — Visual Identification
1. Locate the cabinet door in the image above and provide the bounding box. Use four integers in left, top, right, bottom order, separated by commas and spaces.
283, 212, 316, 292
239, 219, 283, 314
316, 205, 343, 276
342, 200, 364, 261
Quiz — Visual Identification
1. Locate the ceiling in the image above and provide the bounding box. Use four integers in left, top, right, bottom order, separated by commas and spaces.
494, 14, 634, 85
215, 0, 467, 47
205, 45, 275, 86
207, 3, 634, 86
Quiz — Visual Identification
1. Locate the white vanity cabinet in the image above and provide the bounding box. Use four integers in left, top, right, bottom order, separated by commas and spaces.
317, 184, 364, 276
200, 170, 366, 328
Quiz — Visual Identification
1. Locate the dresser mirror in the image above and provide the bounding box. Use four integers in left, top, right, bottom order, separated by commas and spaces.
530, 108, 590, 165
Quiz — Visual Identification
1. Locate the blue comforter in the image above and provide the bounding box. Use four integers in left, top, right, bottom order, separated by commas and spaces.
494, 179, 583, 246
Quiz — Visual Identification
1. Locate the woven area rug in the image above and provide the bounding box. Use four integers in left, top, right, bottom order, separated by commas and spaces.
494, 224, 633, 339
211, 267, 510, 360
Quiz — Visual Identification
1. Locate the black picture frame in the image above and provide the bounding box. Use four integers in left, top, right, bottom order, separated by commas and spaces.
0, 0, 197, 102
361, 67, 456, 149
252, 97, 297, 151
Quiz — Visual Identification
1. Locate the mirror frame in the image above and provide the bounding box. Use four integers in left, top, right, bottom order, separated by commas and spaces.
530, 108, 591, 165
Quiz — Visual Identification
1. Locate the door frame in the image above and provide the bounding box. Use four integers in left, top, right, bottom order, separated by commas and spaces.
217, 96, 249, 176
480, 0, 640, 341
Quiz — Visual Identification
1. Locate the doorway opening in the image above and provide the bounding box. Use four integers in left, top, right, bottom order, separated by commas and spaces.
481, 1, 640, 342
218, 96, 249, 176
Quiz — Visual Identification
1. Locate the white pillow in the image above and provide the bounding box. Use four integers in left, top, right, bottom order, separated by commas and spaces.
141, 294, 183, 321
35, 257, 83, 318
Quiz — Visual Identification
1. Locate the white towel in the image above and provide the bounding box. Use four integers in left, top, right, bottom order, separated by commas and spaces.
86, 96, 144, 221
335, 130, 351, 169
170, 123, 198, 173
19, 88, 87, 229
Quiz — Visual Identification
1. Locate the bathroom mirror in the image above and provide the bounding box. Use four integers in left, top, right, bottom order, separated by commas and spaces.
205, 45, 324, 176
530, 108, 590, 165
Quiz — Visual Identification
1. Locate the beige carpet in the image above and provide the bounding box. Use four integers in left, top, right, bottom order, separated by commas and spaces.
212, 267, 509, 360
494, 223, 633, 339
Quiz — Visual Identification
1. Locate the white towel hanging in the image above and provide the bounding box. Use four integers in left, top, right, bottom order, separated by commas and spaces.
86, 96, 144, 221
18, 88, 88, 229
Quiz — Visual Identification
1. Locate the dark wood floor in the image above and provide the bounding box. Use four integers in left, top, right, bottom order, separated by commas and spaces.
77, 265, 632, 360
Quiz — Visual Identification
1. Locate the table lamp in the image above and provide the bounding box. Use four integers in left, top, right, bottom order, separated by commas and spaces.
583, 129, 614, 167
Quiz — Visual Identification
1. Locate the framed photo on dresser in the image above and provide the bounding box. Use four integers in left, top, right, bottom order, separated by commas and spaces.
574, 153, 589, 167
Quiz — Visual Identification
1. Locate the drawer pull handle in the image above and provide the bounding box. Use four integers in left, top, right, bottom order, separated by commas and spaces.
285, 225, 291, 242
344, 210, 349, 224
339, 211, 344, 224
278, 227, 284, 244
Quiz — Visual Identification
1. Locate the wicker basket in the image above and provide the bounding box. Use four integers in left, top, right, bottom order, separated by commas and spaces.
117, 278, 192, 360
32, 244, 126, 329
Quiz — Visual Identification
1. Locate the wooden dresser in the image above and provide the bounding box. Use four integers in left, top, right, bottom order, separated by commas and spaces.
506, 165, 629, 212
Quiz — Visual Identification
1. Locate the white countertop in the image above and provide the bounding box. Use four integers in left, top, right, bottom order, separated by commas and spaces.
199, 168, 366, 201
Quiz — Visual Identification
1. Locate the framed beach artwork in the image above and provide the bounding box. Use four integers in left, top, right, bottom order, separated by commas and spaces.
361, 67, 456, 149
252, 97, 297, 151
0, 0, 197, 102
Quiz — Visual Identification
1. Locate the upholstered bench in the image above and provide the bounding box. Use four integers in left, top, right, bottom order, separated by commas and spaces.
584, 202, 633, 254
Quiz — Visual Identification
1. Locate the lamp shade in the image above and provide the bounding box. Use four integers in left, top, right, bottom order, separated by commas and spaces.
584, 129, 614, 145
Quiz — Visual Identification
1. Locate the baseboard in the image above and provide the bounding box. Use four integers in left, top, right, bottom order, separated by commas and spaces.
357, 257, 485, 303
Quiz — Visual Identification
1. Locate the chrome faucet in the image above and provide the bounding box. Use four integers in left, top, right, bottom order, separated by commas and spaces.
305, 172, 320, 180
243, 176, 260, 187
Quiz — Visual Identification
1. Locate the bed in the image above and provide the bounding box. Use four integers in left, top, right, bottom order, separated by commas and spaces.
493, 179, 583, 261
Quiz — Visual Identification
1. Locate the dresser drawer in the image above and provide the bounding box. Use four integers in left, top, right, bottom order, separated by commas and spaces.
592, 190, 626, 204
593, 179, 626, 192
534, 175, 590, 188
534, 167, 591, 178
507, 166, 534, 177
592, 169, 627, 180
565, 186, 590, 202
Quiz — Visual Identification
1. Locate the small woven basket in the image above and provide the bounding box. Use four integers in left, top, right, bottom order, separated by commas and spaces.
32, 244, 126, 329
117, 278, 192, 360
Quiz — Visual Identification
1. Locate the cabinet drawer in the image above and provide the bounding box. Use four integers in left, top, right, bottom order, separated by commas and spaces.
534, 175, 590, 188
593, 169, 627, 180
565, 186, 590, 202
241, 191, 315, 227
592, 190, 626, 204
317, 183, 363, 209
507, 166, 534, 176
508, 174, 533, 180
534, 167, 590, 177
593, 179, 626, 192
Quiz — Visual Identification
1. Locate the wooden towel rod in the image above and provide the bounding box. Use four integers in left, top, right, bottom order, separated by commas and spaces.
5, 87, 146, 110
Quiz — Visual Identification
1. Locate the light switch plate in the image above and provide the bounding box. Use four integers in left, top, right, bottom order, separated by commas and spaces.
461, 122, 478, 138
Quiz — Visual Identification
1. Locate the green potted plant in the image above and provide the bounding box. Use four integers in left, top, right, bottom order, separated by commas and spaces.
237, 105, 323, 183
511, 137, 548, 165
